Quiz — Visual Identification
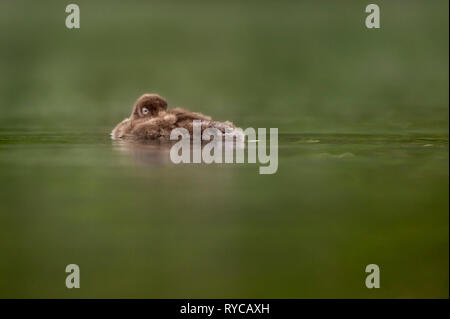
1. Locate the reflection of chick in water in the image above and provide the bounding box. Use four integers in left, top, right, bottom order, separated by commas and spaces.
112, 139, 172, 166
111, 94, 237, 140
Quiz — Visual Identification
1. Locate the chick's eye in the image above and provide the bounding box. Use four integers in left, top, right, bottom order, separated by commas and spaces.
142, 107, 149, 115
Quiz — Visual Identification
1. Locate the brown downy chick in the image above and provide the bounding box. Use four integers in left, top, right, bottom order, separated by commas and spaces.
111, 94, 237, 140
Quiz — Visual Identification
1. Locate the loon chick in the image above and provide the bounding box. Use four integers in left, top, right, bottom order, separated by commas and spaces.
111, 94, 238, 140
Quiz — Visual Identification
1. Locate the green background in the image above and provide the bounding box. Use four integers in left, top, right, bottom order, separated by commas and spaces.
0, 0, 448, 298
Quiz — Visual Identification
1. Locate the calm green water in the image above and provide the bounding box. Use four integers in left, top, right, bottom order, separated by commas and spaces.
0, 1, 448, 298
0, 130, 447, 298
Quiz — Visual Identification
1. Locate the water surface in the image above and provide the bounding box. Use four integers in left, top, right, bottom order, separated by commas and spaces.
0, 129, 447, 298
